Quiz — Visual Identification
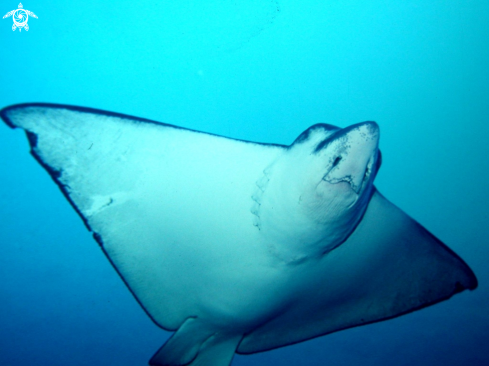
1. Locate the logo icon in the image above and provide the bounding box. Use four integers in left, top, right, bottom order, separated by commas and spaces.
3, 3, 37, 32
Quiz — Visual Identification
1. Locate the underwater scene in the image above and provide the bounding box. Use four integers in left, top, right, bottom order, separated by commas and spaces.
0, 1, 488, 365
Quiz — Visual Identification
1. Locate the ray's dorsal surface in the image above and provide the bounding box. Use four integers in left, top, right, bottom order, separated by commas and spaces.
0, 103, 477, 366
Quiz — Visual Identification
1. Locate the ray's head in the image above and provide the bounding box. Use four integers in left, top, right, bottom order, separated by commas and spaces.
260, 122, 382, 260
306, 121, 381, 210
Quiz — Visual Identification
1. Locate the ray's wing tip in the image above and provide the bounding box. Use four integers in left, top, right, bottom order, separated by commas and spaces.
0, 104, 22, 129
0, 103, 49, 129
443, 242, 478, 292
463, 268, 478, 291
0, 102, 162, 127
447, 259, 478, 297
0, 103, 95, 130
449, 269, 478, 299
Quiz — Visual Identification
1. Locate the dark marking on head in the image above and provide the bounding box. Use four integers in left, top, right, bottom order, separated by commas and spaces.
314, 137, 331, 153
313, 121, 379, 154
293, 123, 339, 145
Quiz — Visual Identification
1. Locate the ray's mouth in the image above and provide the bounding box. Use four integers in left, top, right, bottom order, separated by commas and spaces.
322, 152, 377, 195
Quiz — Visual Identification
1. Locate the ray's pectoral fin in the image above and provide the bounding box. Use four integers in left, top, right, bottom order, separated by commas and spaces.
150, 318, 243, 366
238, 189, 477, 354
360, 189, 478, 301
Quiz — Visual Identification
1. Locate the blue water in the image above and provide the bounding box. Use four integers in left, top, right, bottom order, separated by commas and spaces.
0, 1, 488, 365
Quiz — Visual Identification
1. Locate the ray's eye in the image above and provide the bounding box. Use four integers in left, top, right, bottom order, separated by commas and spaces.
332, 156, 342, 168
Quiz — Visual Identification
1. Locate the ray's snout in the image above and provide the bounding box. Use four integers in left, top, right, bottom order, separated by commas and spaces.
343, 121, 379, 146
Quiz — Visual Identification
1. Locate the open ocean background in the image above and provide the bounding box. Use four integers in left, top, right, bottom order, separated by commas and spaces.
0, 1, 488, 365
